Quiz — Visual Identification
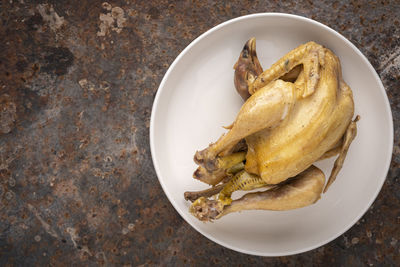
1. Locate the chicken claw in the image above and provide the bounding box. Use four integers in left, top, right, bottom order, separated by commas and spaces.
190, 166, 325, 221
222, 165, 325, 216
184, 183, 226, 202
193, 151, 246, 185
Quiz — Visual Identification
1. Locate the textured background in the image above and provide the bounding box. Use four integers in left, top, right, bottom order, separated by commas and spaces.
0, 0, 399, 266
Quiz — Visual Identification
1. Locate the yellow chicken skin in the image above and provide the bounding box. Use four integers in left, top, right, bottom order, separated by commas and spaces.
245, 47, 354, 184
186, 39, 358, 222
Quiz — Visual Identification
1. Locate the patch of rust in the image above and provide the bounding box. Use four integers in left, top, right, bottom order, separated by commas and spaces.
0, 94, 17, 134
97, 2, 127, 36
37, 4, 65, 31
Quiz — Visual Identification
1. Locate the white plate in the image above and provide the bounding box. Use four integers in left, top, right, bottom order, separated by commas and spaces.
150, 13, 393, 256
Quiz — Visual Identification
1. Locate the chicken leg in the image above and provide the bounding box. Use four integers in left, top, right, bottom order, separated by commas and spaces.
190, 165, 325, 221
194, 79, 298, 172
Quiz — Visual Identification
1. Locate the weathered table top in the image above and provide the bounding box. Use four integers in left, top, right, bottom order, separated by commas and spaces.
1, 1, 399, 265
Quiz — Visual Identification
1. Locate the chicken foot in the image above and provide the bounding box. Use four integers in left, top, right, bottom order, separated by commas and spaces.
221, 165, 325, 218
218, 170, 273, 206
185, 161, 246, 201
190, 169, 275, 221
184, 183, 226, 202
190, 165, 325, 221
193, 151, 246, 185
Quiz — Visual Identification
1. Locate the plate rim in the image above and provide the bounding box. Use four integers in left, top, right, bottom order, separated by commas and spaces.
149, 12, 394, 256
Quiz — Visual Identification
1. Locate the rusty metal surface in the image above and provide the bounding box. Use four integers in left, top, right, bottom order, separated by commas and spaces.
0, 0, 399, 265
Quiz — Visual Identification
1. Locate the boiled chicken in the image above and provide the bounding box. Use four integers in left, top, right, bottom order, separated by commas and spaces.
185, 38, 359, 221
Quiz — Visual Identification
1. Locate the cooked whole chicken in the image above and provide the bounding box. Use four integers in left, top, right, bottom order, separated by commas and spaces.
184, 38, 359, 222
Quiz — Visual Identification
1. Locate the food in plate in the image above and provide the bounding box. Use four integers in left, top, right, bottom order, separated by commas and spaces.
184, 38, 359, 222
